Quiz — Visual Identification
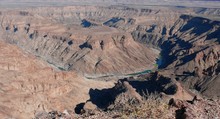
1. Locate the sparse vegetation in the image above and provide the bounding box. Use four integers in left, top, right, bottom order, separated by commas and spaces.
110, 92, 170, 119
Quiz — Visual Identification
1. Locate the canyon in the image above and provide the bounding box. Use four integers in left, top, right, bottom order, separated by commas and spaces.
0, 0, 219, 118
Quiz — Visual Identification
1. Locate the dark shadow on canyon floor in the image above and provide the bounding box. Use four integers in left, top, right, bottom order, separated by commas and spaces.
76, 74, 177, 111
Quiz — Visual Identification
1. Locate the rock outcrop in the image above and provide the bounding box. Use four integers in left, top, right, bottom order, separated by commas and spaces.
37, 73, 220, 119
131, 13, 220, 97
0, 41, 114, 118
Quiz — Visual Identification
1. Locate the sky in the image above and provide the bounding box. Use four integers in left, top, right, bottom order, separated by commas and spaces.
0, 0, 219, 8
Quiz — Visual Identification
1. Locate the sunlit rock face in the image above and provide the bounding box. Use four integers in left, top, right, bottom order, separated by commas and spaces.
0, 6, 161, 77
0, 40, 116, 118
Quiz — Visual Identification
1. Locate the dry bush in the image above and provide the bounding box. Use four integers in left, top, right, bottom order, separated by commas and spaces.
110, 91, 171, 119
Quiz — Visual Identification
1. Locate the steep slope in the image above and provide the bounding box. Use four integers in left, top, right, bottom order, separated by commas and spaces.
36, 74, 220, 119
0, 41, 114, 118
132, 14, 220, 97
0, 6, 158, 77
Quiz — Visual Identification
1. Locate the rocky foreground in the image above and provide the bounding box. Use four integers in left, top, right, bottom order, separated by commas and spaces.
35, 74, 220, 119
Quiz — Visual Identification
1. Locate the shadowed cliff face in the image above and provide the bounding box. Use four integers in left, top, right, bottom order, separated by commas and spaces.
76, 73, 177, 111
131, 14, 220, 97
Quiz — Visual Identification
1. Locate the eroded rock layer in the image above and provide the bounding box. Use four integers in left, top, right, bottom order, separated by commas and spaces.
0, 41, 114, 118
0, 6, 161, 76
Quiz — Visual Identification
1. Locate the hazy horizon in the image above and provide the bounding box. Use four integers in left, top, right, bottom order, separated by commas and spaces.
0, 0, 220, 8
